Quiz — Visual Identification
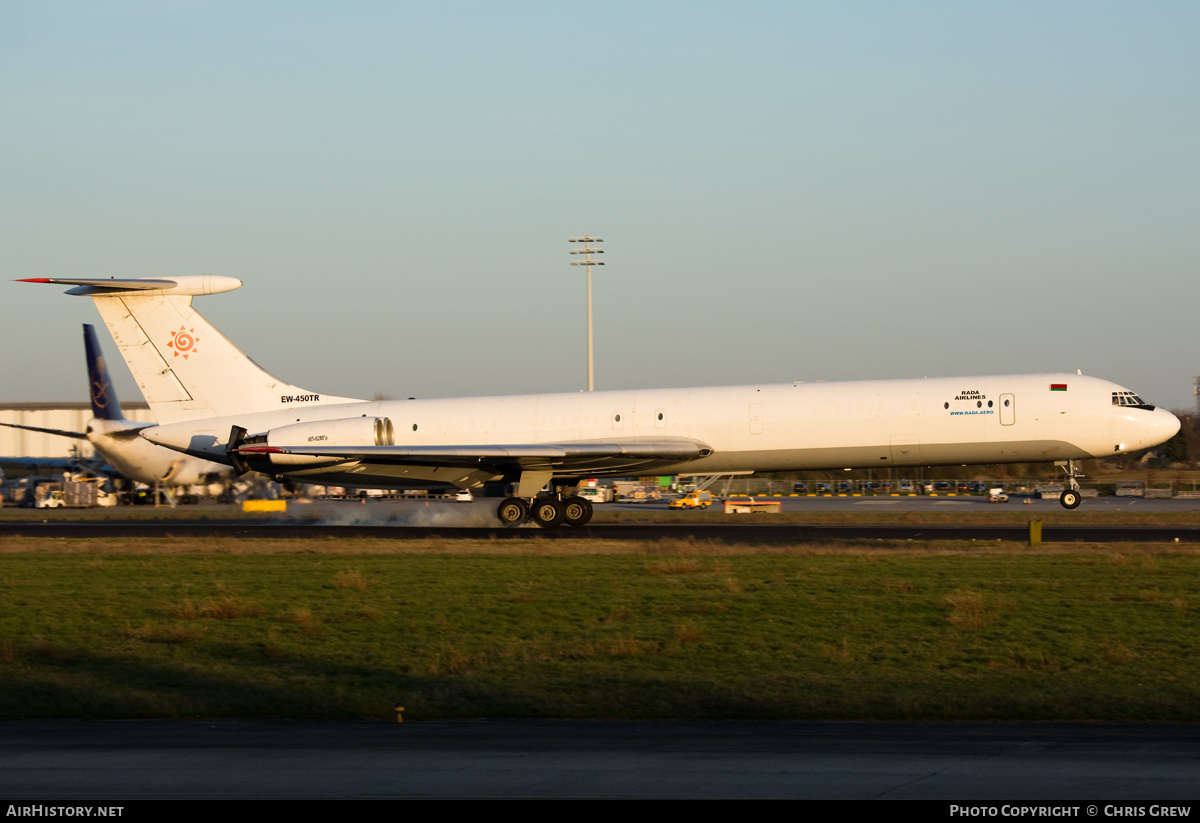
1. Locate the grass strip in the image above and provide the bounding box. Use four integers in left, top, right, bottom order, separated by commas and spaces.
1, 538, 1198, 722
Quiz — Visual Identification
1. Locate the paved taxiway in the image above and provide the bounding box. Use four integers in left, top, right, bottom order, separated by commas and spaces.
3, 721, 1198, 799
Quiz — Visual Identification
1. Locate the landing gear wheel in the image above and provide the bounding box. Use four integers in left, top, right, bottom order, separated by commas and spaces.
530, 497, 566, 528
1060, 489, 1081, 510
497, 497, 528, 526
562, 496, 593, 527
1056, 460, 1085, 511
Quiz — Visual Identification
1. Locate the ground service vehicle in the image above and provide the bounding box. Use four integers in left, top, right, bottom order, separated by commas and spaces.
669, 491, 715, 509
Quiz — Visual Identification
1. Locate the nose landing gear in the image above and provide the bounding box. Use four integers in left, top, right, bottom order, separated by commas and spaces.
1056, 460, 1084, 509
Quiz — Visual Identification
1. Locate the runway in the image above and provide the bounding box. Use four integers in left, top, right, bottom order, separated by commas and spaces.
2, 720, 1198, 799
7, 494, 1200, 541
3, 519, 1200, 542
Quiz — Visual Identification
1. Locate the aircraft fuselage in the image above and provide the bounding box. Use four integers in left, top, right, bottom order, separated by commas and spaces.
141, 372, 1179, 489
86, 418, 228, 487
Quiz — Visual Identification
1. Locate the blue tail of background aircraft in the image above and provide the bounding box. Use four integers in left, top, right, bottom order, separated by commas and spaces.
83, 324, 124, 422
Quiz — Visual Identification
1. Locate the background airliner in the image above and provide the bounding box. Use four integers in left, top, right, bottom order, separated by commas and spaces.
21, 277, 1180, 526
0, 324, 232, 502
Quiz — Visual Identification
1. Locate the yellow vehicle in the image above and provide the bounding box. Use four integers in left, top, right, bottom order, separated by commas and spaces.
669, 491, 715, 509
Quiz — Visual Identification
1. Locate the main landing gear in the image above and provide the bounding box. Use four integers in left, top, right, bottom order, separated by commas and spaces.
496, 494, 594, 528
1057, 460, 1083, 510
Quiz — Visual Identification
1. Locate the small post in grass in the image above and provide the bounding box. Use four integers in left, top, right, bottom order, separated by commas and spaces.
1029, 520, 1042, 546
395, 703, 406, 723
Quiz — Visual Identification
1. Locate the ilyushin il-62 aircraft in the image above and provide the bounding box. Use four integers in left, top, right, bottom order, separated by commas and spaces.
20, 276, 1180, 527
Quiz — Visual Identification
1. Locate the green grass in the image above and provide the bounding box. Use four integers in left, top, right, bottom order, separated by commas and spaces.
2, 540, 1199, 721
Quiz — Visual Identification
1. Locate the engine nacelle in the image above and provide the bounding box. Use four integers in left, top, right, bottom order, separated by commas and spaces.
266, 416, 395, 449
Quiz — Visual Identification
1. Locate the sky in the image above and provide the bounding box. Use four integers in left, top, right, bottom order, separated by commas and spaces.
2, 1, 1198, 411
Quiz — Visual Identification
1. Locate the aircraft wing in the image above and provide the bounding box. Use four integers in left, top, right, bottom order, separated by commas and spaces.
234, 440, 709, 474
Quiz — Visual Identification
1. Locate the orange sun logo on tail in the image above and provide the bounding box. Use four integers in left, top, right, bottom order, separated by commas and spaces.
168, 326, 199, 359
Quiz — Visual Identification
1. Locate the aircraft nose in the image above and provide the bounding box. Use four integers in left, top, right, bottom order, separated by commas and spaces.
1113, 407, 1180, 453
1154, 407, 1182, 443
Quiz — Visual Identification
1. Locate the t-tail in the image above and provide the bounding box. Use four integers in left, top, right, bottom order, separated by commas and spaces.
83, 324, 126, 422
19, 277, 362, 424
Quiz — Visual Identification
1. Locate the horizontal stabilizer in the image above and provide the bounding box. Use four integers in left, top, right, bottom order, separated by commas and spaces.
0, 421, 88, 441
18, 276, 243, 297
20, 278, 180, 292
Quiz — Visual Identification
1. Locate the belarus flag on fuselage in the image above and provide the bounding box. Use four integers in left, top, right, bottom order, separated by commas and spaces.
1050, 383, 1068, 391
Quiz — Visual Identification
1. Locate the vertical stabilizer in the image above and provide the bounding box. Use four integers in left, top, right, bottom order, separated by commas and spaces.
88, 293, 362, 423
82, 324, 125, 422
21, 278, 362, 424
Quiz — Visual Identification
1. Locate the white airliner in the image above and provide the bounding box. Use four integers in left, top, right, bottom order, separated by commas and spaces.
20, 276, 1180, 526
0, 323, 232, 498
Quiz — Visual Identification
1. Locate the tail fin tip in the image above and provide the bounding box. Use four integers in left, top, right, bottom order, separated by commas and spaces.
83, 324, 125, 422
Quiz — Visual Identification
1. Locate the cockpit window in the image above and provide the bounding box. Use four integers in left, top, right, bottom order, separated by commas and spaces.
1112, 391, 1155, 411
